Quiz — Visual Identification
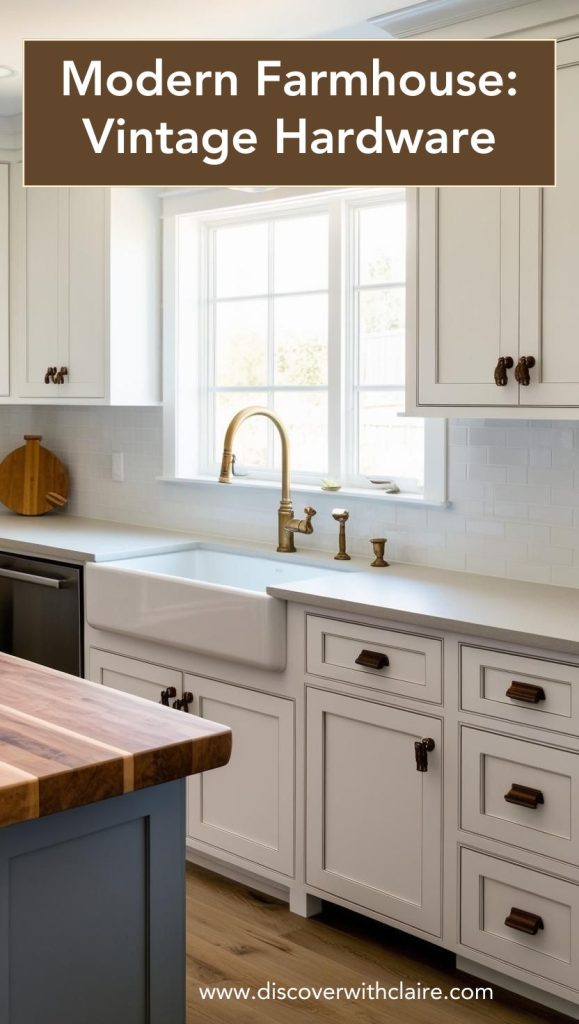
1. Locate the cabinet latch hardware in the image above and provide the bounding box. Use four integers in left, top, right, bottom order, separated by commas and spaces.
504, 783, 544, 809
504, 907, 544, 935
54, 366, 68, 384
355, 649, 389, 671
506, 681, 546, 704
159, 686, 177, 706
514, 355, 536, 386
172, 691, 193, 712
494, 356, 514, 386
414, 737, 435, 772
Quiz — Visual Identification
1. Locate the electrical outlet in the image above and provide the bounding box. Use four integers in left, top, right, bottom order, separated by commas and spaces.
112, 452, 124, 482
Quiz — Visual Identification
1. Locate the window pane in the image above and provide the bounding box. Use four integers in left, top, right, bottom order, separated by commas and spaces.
274, 294, 328, 386
215, 300, 267, 387
214, 392, 269, 467
274, 214, 328, 293
274, 391, 328, 474
358, 288, 405, 387
358, 202, 405, 285
215, 222, 268, 297
358, 391, 424, 482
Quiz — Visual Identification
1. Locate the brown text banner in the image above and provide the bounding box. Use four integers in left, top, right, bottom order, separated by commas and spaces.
23, 39, 555, 187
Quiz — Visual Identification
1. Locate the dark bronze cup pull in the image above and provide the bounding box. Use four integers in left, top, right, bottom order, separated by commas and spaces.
355, 649, 389, 670
414, 737, 435, 772
504, 783, 544, 809
159, 686, 177, 706
506, 681, 546, 704
505, 908, 544, 935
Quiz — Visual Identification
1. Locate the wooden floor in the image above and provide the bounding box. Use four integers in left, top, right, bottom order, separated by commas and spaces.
185, 864, 571, 1024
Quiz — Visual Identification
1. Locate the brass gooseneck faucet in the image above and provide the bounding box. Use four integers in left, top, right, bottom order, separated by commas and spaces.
218, 406, 316, 553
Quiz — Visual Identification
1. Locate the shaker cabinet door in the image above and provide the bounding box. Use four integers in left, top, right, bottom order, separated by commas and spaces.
88, 648, 183, 705
0, 164, 9, 396
10, 171, 106, 399
519, 38, 579, 408
412, 187, 519, 409
306, 688, 442, 935
187, 674, 295, 876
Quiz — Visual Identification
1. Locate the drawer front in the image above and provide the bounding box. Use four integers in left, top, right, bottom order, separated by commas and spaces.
461, 645, 579, 736
306, 615, 442, 703
461, 727, 579, 865
460, 848, 579, 992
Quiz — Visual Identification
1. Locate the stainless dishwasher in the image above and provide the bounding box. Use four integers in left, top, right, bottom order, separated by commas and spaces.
0, 553, 82, 676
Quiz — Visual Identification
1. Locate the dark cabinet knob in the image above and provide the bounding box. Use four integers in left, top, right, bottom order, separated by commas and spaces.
414, 737, 435, 772
514, 355, 536, 386
44, 366, 57, 384
159, 686, 177, 706
172, 691, 193, 712
494, 356, 514, 386
504, 783, 544, 809
506, 681, 546, 704
355, 649, 389, 670
505, 908, 544, 935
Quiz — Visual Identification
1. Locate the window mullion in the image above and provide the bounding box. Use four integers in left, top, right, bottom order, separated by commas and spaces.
327, 198, 343, 480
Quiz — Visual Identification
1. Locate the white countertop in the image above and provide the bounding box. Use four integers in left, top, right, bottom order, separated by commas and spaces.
0, 513, 577, 653
0, 514, 198, 563
267, 562, 579, 654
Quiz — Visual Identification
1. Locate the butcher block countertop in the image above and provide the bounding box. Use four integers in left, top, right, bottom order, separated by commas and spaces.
0, 654, 232, 829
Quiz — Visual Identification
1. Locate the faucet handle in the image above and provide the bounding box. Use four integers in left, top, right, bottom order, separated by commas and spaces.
304, 506, 317, 522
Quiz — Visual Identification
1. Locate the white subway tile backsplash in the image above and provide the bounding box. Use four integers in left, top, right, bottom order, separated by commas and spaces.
3, 408, 579, 587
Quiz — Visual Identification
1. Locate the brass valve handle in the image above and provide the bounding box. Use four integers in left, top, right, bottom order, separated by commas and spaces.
332, 508, 350, 561
514, 355, 536, 386
494, 356, 514, 387
414, 737, 435, 772
292, 506, 317, 535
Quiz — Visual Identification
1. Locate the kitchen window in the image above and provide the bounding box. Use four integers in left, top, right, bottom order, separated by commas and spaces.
163, 188, 446, 502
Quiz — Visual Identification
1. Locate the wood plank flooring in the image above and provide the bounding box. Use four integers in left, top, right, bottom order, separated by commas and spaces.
185, 864, 572, 1024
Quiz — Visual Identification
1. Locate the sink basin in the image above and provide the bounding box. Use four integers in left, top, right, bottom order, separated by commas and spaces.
86, 545, 356, 670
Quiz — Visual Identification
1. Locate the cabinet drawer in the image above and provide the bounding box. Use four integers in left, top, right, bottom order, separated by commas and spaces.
460, 848, 579, 992
461, 727, 579, 865
461, 645, 579, 736
306, 615, 442, 703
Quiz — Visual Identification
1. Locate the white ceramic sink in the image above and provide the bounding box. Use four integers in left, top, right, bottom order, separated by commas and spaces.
85, 545, 356, 670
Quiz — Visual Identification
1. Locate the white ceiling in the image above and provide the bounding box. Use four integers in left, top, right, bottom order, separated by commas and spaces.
0, 0, 426, 116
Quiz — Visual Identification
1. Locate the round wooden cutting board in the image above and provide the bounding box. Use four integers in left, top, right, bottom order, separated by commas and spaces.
0, 435, 69, 515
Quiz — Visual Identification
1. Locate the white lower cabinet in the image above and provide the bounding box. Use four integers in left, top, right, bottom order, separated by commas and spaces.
186, 674, 295, 877
306, 687, 442, 936
0, 164, 9, 396
461, 848, 579, 993
88, 648, 183, 705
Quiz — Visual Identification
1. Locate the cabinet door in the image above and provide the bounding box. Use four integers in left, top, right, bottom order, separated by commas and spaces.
306, 688, 442, 935
413, 187, 519, 408
10, 171, 106, 400
520, 38, 579, 407
187, 674, 294, 876
88, 648, 182, 705
0, 164, 9, 396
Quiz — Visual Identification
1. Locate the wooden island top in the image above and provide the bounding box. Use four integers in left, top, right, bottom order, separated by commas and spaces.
0, 653, 232, 828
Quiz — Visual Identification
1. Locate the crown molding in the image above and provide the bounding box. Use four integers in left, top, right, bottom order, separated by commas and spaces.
369, 0, 579, 38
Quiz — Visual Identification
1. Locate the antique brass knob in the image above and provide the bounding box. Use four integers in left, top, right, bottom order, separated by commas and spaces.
494, 356, 514, 387
514, 355, 536, 386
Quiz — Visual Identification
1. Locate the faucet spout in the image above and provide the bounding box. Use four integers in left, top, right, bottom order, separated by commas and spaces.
218, 406, 314, 553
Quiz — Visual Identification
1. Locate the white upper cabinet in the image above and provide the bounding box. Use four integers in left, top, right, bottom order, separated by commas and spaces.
9, 169, 161, 404
0, 164, 9, 397
407, 36, 579, 418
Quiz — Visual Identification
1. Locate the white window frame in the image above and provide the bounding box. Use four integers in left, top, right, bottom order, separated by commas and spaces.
162, 187, 447, 505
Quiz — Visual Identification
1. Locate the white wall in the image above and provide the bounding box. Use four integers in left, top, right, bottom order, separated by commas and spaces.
1, 406, 578, 586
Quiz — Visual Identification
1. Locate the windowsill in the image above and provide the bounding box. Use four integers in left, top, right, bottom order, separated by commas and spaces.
156, 474, 450, 508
